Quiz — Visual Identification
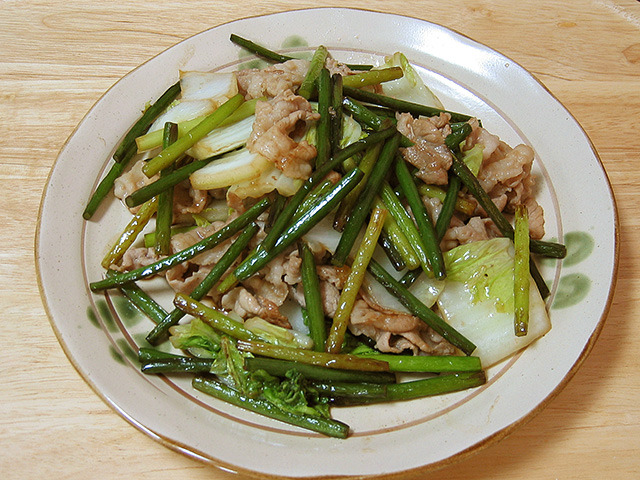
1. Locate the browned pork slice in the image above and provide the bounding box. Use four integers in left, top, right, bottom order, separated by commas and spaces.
114, 160, 158, 205
221, 287, 291, 328
163, 219, 241, 299
289, 264, 350, 318
396, 112, 453, 185
221, 247, 304, 329
114, 247, 160, 272
236, 59, 309, 100
441, 216, 502, 251
474, 141, 544, 239
348, 297, 455, 355
461, 118, 545, 239
247, 89, 320, 180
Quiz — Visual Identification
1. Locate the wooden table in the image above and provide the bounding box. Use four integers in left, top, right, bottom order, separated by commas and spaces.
2, 0, 638, 478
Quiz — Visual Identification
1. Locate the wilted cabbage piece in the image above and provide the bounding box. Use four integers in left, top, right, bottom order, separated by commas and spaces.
379, 52, 444, 109
169, 317, 222, 358
434, 238, 551, 367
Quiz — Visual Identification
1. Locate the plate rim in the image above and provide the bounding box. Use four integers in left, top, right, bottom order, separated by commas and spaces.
35, 6, 620, 479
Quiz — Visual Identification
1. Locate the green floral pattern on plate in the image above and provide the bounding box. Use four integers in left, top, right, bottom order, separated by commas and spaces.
552, 231, 593, 309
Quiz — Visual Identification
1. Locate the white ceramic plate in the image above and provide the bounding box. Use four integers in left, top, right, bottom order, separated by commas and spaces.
37, 7, 618, 479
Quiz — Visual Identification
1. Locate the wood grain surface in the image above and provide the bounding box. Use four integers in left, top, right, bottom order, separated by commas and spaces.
2, 0, 638, 478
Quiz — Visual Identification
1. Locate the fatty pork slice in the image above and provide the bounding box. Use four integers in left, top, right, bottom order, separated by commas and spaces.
476, 142, 545, 239
247, 89, 320, 180
163, 220, 239, 301
396, 112, 453, 185
464, 120, 545, 239
221, 287, 291, 329
289, 264, 351, 319
440, 216, 501, 252
236, 59, 310, 100
349, 297, 455, 356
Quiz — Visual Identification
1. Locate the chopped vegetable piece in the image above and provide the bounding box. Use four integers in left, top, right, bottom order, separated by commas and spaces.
514, 204, 530, 336
326, 206, 386, 353
341, 67, 403, 88
142, 93, 244, 177
379, 52, 444, 108
298, 45, 328, 99
395, 156, 445, 279
101, 197, 158, 269
377, 229, 406, 271
90, 198, 270, 291
113, 81, 181, 162
193, 376, 350, 438
342, 96, 383, 130
356, 353, 482, 373
314, 68, 332, 168
82, 143, 136, 220
154, 122, 178, 255
330, 73, 344, 154
173, 293, 260, 342
236, 340, 390, 372
375, 198, 421, 270
114, 277, 169, 325
368, 259, 477, 356
300, 242, 327, 352
189, 148, 273, 191
359, 371, 486, 404
138, 347, 184, 362
169, 318, 222, 357
141, 357, 215, 374
244, 357, 396, 384
380, 182, 432, 275
398, 268, 422, 288
308, 380, 388, 400
333, 143, 382, 231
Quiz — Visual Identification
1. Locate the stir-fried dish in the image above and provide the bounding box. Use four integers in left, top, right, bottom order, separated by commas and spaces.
86, 35, 566, 438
